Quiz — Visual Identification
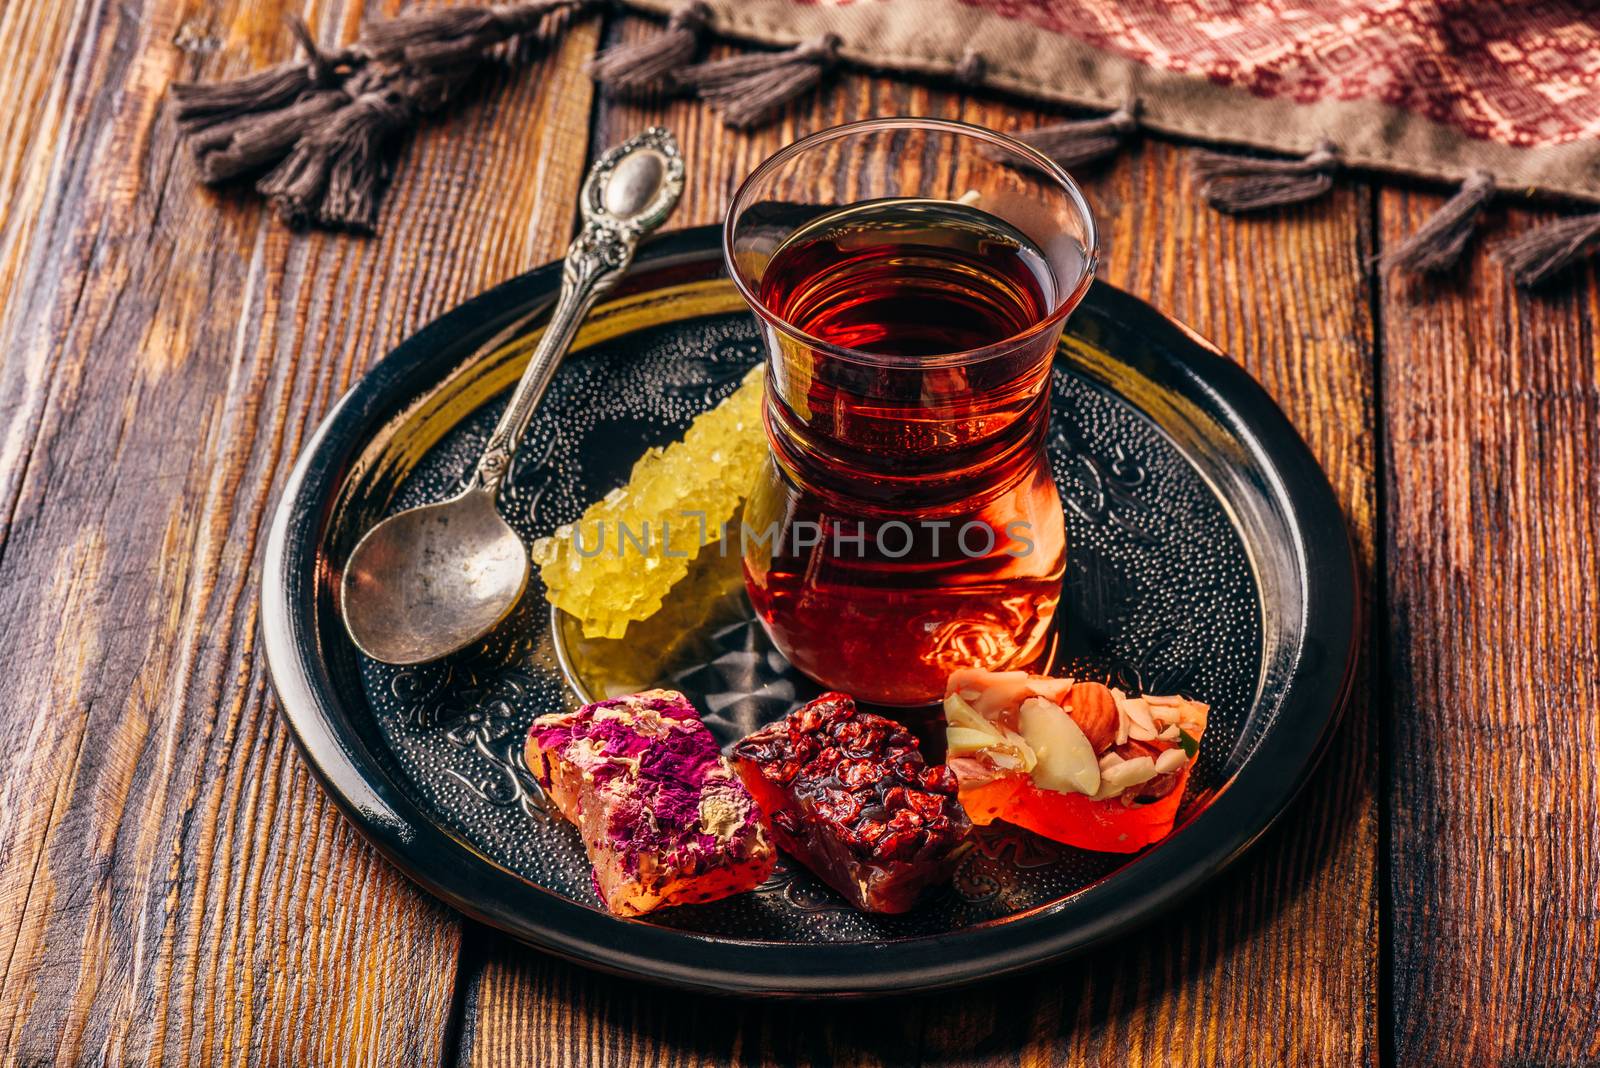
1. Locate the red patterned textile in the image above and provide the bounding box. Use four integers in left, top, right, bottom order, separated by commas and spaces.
962, 0, 1600, 148
632, 0, 1600, 199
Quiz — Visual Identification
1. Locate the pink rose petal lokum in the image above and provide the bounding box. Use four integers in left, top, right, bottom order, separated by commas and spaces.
526, 689, 776, 917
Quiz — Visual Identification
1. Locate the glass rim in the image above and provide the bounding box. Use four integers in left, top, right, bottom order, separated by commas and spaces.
721, 116, 1100, 369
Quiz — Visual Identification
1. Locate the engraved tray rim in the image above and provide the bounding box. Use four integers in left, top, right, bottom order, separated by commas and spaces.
260, 226, 1359, 998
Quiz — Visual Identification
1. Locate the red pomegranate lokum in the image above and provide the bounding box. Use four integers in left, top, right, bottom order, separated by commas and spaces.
943, 668, 1209, 853
731, 692, 972, 914
526, 689, 776, 917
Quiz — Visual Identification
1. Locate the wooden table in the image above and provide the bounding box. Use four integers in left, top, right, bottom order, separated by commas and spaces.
2, 3, 1594, 1065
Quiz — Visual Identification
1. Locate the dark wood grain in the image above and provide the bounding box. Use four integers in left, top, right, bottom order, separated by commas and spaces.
0, 1, 598, 1063
453, 18, 1380, 1067
18, 0, 1597, 1062
1378, 194, 1600, 1065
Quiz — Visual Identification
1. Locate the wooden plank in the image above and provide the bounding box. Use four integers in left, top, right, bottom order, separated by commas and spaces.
1379, 195, 1600, 1064
0, 1, 599, 1063
457, 18, 1379, 1066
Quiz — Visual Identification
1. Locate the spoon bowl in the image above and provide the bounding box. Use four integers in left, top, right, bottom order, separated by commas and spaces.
340, 488, 527, 664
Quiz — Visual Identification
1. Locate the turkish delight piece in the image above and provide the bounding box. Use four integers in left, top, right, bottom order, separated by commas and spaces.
943, 668, 1210, 853
526, 689, 776, 917
530, 366, 766, 639
731, 692, 972, 914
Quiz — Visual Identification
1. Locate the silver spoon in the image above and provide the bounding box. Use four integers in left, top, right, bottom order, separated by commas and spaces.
339, 127, 685, 664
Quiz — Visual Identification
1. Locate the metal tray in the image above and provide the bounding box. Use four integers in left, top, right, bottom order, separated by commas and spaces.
261, 226, 1358, 997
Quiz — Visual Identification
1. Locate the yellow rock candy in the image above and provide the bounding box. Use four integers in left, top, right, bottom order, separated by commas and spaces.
531, 365, 766, 638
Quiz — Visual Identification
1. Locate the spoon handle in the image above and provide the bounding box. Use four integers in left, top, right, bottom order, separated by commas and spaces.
471, 127, 684, 493
472, 221, 636, 493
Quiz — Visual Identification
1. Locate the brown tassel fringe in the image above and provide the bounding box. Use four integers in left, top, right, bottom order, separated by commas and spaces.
677, 34, 840, 129
359, 2, 565, 60
169, 3, 1600, 297
1011, 98, 1139, 173
1496, 213, 1600, 288
187, 90, 349, 185
170, 18, 352, 133
171, 1, 586, 231
1192, 139, 1339, 213
1381, 170, 1496, 274
587, 1, 710, 96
